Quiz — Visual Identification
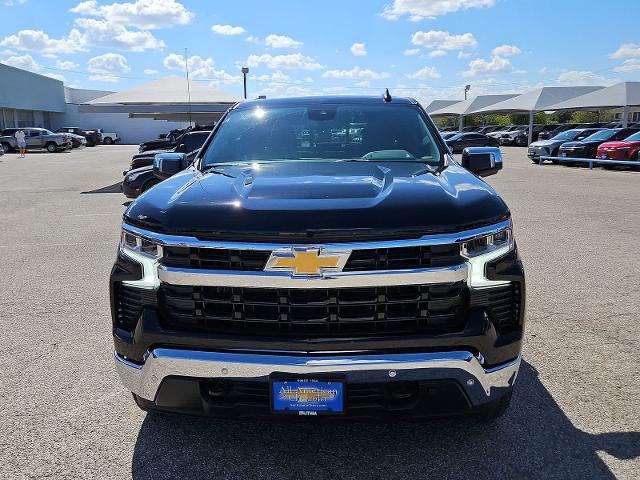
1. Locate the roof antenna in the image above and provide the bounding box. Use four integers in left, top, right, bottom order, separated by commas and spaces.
383, 88, 392, 103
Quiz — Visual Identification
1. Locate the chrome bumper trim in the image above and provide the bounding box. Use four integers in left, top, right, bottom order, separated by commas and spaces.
122, 220, 512, 251
115, 349, 521, 406
157, 263, 468, 288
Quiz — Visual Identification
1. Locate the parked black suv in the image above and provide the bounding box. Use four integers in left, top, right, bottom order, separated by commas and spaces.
126, 130, 211, 172
111, 96, 525, 420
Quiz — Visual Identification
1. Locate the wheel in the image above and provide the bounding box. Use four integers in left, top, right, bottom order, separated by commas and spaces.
46, 142, 57, 153
1, 143, 11, 153
103, 137, 113, 145
87, 140, 95, 147
476, 390, 512, 421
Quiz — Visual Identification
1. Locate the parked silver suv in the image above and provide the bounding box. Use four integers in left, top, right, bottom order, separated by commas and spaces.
0, 128, 72, 153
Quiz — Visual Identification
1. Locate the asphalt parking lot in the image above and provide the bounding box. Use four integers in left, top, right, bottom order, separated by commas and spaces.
0, 145, 638, 480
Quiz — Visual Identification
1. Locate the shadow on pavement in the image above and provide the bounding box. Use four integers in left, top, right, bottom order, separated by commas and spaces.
131, 361, 639, 479
81, 183, 122, 194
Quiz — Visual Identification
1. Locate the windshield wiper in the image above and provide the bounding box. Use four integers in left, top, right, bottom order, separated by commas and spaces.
202, 165, 236, 178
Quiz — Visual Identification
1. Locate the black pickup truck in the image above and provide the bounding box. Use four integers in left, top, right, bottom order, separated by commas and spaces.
111, 95, 525, 420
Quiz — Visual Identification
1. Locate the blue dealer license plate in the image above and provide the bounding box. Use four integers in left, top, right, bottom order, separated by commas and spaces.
272, 379, 344, 415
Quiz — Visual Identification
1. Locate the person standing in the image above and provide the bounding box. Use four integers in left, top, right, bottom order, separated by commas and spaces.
15, 129, 26, 158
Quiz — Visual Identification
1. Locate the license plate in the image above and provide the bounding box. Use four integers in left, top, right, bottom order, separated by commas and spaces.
561, 152, 567, 157
271, 379, 344, 415
600, 154, 607, 159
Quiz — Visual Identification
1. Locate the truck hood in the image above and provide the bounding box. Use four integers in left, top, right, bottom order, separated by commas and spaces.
598, 140, 640, 149
124, 161, 509, 239
529, 139, 563, 148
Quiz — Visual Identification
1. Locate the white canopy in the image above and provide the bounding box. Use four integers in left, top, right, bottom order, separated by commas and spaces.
543, 81, 640, 111
423, 99, 461, 114
86, 76, 240, 105
430, 94, 518, 116
79, 76, 240, 123
472, 86, 603, 114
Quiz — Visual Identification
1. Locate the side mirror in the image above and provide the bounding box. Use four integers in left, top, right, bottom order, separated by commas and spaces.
460, 147, 502, 177
153, 152, 187, 180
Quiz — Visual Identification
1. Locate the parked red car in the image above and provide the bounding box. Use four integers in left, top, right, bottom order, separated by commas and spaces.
596, 130, 640, 160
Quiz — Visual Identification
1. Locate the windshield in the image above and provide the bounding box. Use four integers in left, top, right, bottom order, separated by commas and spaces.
622, 131, 640, 141
551, 129, 582, 141
582, 129, 615, 142
201, 104, 442, 167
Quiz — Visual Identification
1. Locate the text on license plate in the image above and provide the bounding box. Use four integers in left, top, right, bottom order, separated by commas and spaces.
272, 379, 344, 415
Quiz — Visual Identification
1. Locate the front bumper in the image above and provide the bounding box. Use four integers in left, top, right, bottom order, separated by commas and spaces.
115, 348, 520, 416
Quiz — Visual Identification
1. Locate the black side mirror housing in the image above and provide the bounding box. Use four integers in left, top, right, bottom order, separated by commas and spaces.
460, 147, 502, 177
153, 152, 187, 180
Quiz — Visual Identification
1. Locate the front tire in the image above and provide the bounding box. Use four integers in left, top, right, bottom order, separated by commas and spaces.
103, 137, 113, 145
46, 142, 57, 153
1, 143, 11, 153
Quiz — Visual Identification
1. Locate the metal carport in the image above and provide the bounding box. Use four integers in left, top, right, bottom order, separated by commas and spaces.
429, 94, 518, 131
471, 86, 603, 144
543, 81, 640, 128
78, 76, 240, 124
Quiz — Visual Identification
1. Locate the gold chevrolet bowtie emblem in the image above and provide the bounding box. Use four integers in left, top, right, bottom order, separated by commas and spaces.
265, 248, 350, 276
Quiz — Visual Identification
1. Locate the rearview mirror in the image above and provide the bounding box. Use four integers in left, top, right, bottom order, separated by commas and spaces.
153, 152, 187, 180
460, 147, 502, 177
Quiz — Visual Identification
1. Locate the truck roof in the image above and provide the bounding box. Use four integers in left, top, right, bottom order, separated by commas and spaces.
236, 95, 418, 109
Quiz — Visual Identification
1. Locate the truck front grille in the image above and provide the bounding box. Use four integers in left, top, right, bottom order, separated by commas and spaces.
158, 282, 468, 338
162, 243, 463, 272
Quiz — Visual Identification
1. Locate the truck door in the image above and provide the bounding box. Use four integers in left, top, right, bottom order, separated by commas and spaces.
26, 130, 43, 148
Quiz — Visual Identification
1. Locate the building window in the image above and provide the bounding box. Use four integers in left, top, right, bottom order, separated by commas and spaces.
17, 109, 34, 128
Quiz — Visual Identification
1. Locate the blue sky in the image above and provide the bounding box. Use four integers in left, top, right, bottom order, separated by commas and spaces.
1, 0, 639, 103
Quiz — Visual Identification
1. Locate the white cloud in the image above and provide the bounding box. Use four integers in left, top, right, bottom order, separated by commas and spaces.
491, 44, 521, 57
211, 24, 245, 35
87, 53, 130, 76
163, 53, 242, 84
286, 86, 311, 96
462, 56, 511, 77
404, 48, 419, 56
406, 66, 441, 79
611, 43, 640, 59
428, 49, 446, 58
411, 30, 477, 51
247, 53, 323, 70
322, 66, 390, 80
4, 0, 28, 6
457, 51, 470, 59
0, 29, 85, 54
245, 35, 259, 43
556, 70, 617, 86
143, 68, 158, 74
614, 59, 640, 73
74, 18, 164, 51
1, 53, 40, 71
350, 42, 367, 56
265, 34, 302, 48
355, 80, 370, 88
70, 0, 193, 29
89, 74, 119, 83
382, 0, 495, 20
56, 59, 77, 70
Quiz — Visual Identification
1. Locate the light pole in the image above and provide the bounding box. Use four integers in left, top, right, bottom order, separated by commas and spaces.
241, 67, 249, 99
464, 84, 471, 100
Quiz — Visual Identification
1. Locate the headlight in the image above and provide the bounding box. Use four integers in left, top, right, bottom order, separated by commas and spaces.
125, 171, 141, 182
460, 224, 513, 288
119, 229, 162, 288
